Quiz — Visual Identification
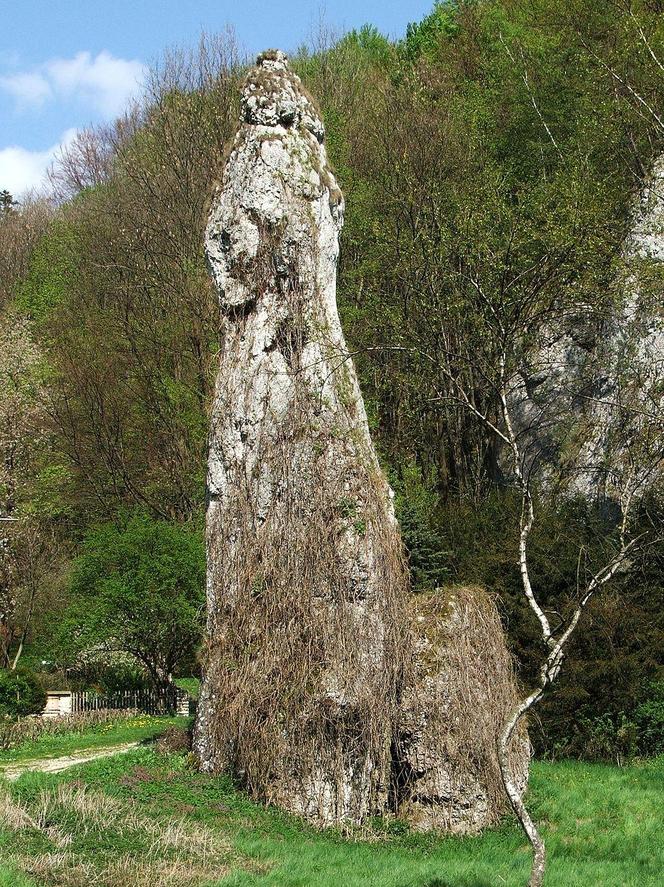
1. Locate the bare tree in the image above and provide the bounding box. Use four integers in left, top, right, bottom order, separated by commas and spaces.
489, 361, 658, 886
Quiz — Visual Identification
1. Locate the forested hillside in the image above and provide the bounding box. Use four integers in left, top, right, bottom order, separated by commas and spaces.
1, 0, 662, 759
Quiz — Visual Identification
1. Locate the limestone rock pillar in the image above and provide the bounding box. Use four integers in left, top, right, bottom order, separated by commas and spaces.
193, 51, 408, 825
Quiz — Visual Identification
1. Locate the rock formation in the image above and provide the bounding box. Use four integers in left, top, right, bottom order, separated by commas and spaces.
396, 587, 529, 834
193, 50, 408, 825
510, 156, 664, 500
195, 50, 530, 831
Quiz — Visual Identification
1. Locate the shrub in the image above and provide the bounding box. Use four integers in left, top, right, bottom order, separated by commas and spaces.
0, 669, 47, 718
545, 681, 664, 762
155, 725, 192, 755
634, 682, 664, 757
573, 713, 637, 764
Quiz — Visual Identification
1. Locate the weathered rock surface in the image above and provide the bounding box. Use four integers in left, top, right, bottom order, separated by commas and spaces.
395, 587, 529, 834
194, 50, 529, 832
510, 157, 664, 500
194, 51, 408, 825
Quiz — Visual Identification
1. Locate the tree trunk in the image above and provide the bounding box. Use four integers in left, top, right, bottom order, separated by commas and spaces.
497, 687, 546, 886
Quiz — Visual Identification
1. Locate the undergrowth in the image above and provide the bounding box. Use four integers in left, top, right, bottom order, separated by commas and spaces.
0, 709, 139, 753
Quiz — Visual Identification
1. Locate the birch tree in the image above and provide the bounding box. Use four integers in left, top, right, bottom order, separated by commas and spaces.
415, 187, 664, 885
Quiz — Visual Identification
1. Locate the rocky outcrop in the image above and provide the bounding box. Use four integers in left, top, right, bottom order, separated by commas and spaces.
193, 51, 408, 825
510, 158, 664, 500
622, 154, 664, 397
395, 587, 529, 834
194, 50, 530, 832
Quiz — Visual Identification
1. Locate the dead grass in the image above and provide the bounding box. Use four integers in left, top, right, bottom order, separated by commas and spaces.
0, 781, 237, 886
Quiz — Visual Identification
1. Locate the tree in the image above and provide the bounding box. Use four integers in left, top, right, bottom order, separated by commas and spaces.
0, 195, 51, 307
397, 155, 664, 885
21, 34, 241, 525
8, 521, 60, 670
0, 312, 49, 667
60, 512, 205, 690
0, 190, 16, 214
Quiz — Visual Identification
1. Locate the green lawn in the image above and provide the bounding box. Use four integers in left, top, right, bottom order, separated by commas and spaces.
0, 723, 661, 886
0, 714, 187, 767
174, 676, 201, 699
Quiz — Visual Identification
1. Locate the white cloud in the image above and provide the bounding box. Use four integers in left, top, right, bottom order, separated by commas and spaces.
0, 129, 78, 197
0, 71, 52, 107
46, 51, 146, 116
0, 51, 145, 197
1, 50, 145, 116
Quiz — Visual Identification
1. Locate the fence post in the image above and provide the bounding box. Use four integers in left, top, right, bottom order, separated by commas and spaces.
176, 690, 189, 717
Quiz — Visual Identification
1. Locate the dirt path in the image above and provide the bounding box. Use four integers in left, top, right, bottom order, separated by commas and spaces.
0, 741, 141, 781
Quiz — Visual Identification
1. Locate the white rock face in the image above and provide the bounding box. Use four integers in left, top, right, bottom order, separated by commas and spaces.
194, 51, 408, 825
511, 156, 664, 500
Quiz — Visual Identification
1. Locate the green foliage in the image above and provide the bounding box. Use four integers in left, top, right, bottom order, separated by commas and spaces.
3, 2, 663, 762
560, 681, 664, 763
337, 25, 393, 67
26, 462, 74, 521
15, 219, 78, 323
173, 676, 200, 700
58, 512, 205, 687
88, 661, 153, 694
401, 1, 460, 61
0, 669, 46, 718
392, 462, 452, 592
634, 682, 664, 757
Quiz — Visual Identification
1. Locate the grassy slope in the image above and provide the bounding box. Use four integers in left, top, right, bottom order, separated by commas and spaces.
1, 741, 662, 887
0, 715, 187, 766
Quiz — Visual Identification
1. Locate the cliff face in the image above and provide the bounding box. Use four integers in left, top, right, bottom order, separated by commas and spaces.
195, 50, 530, 832
193, 50, 408, 825
510, 158, 664, 500
623, 154, 664, 399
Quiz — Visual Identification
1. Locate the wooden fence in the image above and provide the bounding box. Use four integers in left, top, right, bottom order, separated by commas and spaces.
51, 688, 190, 717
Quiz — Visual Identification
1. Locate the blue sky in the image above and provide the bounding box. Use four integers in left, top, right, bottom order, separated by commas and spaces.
1, 0, 433, 196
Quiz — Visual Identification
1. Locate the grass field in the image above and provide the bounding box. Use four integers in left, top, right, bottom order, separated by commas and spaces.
0, 715, 661, 886
0, 715, 186, 767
